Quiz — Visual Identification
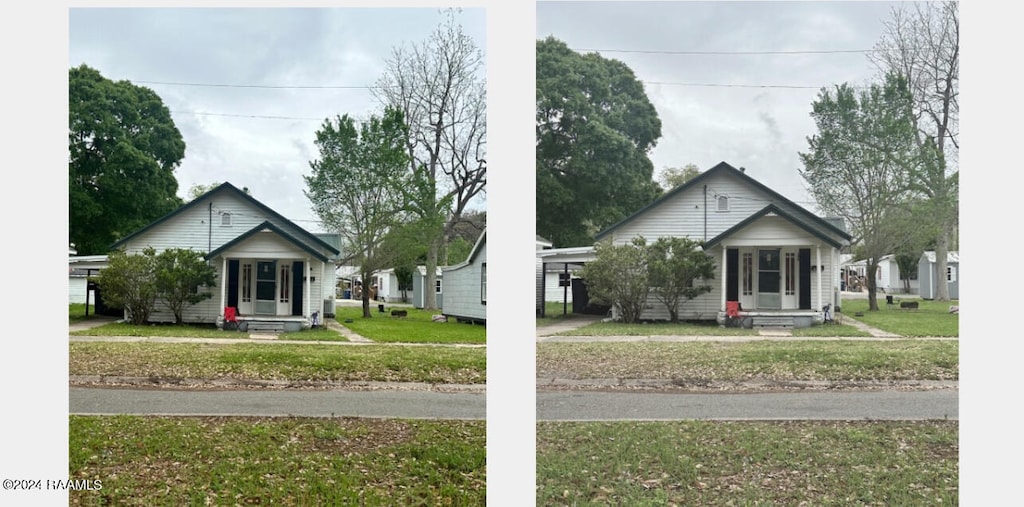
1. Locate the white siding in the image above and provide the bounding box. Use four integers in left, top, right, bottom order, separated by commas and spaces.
120, 190, 317, 256
69, 276, 88, 304
116, 187, 337, 324
606, 172, 778, 245
544, 272, 576, 303
442, 242, 486, 322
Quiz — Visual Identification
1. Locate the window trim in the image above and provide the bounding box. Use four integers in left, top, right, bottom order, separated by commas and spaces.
481, 262, 487, 304
716, 195, 729, 212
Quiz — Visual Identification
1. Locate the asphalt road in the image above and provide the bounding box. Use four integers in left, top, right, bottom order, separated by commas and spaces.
70, 387, 485, 420
536, 389, 958, 421
71, 386, 957, 422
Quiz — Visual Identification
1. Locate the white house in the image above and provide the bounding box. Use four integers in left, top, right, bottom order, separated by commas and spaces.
109, 182, 340, 331
68, 254, 109, 309
412, 266, 444, 309
536, 235, 553, 315
841, 254, 920, 294
919, 250, 959, 300
540, 162, 852, 327
441, 229, 486, 323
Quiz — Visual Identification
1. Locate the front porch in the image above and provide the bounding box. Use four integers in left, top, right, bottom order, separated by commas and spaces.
217, 314, 314, 333
716, 308, 831, 329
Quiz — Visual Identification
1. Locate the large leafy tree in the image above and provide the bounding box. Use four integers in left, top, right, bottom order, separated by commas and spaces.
646, 237, 715, 323
372, 10, 486, 310
580, 238, 651, 324
537, 37, 663, 247
799, 74, 919, 311
868, 1, 958, 301
154, 248, 217, 324
69, 64, 185, 254
304, 107, 411, 318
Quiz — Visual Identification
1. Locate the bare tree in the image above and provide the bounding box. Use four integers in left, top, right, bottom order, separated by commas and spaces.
373, 9, 486, 310
868, 1, 958, 301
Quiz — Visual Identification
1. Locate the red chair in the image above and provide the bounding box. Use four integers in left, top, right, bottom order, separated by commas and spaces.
726, 301, 741, 318
224, 307, 238, 330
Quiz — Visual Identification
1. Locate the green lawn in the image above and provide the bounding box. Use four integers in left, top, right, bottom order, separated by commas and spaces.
537, 340, 958, 382
537, 420, 957, 506
840, 297, 959, 337
335, 306, 485, 344
539, 296, 958, 338
70, 342, 486, 384
70, 415, 485, 506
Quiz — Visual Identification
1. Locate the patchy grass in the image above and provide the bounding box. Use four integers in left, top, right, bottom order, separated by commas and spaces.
70, 342, 486, 384
279, 326, 348, 342
537, 420, 957, 506
841, 298, 959, 337
557, 320, 760, 337
335, 306, 485, 344
791, 322, 872, 337
537, 341, 958, 381
70, 415, 485, 506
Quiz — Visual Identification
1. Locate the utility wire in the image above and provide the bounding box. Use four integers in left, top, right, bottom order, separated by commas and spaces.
137, 79, 375, 90
576, 47, 875, 55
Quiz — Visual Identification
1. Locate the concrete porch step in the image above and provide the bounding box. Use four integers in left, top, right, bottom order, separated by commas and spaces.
751, 316, 795, 328
243, 322, 286, 332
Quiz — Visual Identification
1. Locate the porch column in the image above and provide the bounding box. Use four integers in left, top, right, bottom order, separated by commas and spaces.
305, 258, 311, 318
721, 245, 728, 312
816, 245, 822, 311
220, 257, 227, 317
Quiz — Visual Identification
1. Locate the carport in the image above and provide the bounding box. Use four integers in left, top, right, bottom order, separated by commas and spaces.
536, 246, 597, 317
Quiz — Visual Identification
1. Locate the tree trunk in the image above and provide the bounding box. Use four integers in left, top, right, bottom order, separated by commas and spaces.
361, 272, 372, 318
866, 260, 879, 311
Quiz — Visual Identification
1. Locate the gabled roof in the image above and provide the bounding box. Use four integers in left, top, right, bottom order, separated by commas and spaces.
595, 161, 852, 242
444, 229, 487, 272
110, 182, 339, 256
205, 221, 329, 263
703, 203, 847, 250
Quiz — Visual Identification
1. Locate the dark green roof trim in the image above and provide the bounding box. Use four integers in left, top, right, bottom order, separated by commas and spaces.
594, 161, 853, 242
703, 203, 846, 250
467, 230, 486, 263
205, 221, 329, 263
110, 182, 339, 255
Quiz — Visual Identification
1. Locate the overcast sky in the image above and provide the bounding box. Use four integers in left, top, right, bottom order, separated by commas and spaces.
69, 7, 486, 233
537, 1, 912, 214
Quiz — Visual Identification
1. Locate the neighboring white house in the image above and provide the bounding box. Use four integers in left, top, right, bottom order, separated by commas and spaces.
441, 229, 487, 323
536, 235, 553, 315
841, 254, 920, 294
109, 182, 340, 330
540, 162, 852, 327
412, 266, 445, 309
68, 254, 109, 305
919, 250, 959, 300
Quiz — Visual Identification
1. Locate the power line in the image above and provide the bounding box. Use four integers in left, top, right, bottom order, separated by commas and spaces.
173, 110, 325, 121
576, 47, 874, 56
137, 79, 375, 90
645, 81, 823, 90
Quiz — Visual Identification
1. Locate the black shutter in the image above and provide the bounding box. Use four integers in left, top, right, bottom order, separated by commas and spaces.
799, 249, 811, 310
726, 249, 739, 301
